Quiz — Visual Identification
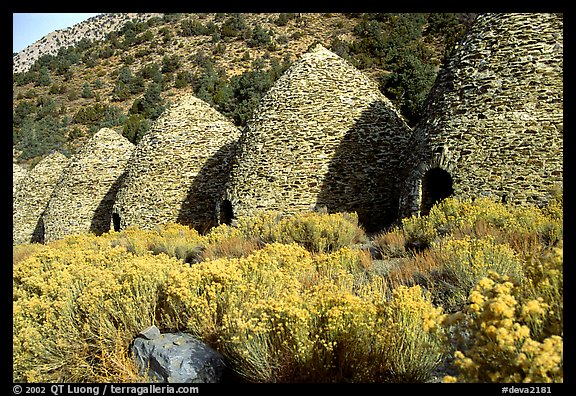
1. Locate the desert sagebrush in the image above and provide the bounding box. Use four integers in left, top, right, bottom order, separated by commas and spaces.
442, 271, 563, 383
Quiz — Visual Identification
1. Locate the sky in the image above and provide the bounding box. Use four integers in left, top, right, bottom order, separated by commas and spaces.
13, 13, 102, 53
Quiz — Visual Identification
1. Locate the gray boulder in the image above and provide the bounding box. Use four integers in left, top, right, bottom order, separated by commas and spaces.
132, 326, 227, 383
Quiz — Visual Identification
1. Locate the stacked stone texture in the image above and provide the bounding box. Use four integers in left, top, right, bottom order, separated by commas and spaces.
13, 163, 28, 198
42, 128, 135, 243
400, 13, 563, 217
112, 94, 241, 231
223, 44, 412, 232
13, 152, 69, 244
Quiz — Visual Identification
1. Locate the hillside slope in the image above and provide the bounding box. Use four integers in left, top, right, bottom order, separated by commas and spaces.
13, 13, 162, 74
13, 13, 474, 168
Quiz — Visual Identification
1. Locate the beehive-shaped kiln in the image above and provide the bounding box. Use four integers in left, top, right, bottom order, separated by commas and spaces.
399, 13, 563, 217
13, 152, 69, 244
221, 44, 412, 232
42, 128, 135, 242
112, 94, 241, 231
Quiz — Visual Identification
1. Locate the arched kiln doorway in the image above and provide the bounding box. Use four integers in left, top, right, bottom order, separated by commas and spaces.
420, 168, 454, 215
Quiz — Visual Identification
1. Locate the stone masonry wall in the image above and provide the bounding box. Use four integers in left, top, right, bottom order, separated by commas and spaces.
399, 13, 563, 217
112, 94, 241, 231
13, 152, 69, 244
42, 128, 135, 243
223, 44, 412, 232
13, 163, 27, 198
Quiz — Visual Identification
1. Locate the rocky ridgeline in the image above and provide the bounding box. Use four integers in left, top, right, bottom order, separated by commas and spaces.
400, 13, 563, 217
42, 128, 135, 243
13, 152, 69, 245
12, 13, 563, 245
112, 95, 241, 232
223, 44, 412, 232
13, 13, 162, 74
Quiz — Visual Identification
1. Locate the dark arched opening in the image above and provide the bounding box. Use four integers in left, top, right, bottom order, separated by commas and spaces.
112, 213, 121, 232
219, 200, 234, 225
421, 168, 454, 216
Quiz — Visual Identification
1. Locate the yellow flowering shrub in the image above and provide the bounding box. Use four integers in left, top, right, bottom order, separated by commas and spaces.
163, 242, 445, 382
163, 243, 316, 381
236, 211, 285, 244
161, 256, 246, 342
374, 285, 446, 382
145, 223, 204, 262
541, 184, 562, 222
13, 234, 186, 382
15, 196, 561, 383
303, 283, 446, 382
429, 235, 523, 311
164, 242, 312, 318
236, 210, 367, 253
427, 197, 562, 251
315, 245, 373, 279
201, 223, 260, 260
99, 226, 158, 255
204, 223, 244, 244
518, 242, 563, 340
442, 271, 563, 383
96, 223, 204, 264
401, 214, 438, 250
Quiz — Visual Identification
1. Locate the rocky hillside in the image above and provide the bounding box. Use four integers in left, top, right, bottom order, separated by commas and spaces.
13, 13, 475, 168
13, 13, 162, 74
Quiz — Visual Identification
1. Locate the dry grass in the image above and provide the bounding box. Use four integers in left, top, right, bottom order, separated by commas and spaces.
373, 227, 408, 258
13, 243, 47, 266
201, 236, 260, 260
